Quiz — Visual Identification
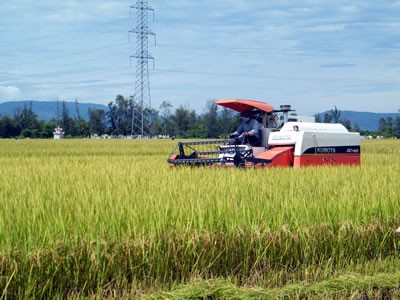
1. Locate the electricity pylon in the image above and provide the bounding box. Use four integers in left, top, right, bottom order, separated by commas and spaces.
130, 0, 155, 137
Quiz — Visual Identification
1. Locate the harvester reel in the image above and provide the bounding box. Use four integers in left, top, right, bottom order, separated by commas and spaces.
167, 139, 254, 168
232, 140, 252, 167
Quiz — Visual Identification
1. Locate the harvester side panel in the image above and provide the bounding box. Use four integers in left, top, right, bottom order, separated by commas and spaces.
295, 131, 360, 156
248, 146, 294, 167
294, 154, 360, 168
293, 131, 360, 168
268, 122, 361, 168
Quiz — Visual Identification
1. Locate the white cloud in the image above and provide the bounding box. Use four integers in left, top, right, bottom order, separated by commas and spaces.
392, 1, 400, 8
339, 5, 359, 13
0, 86, 21, 100
308, 24, 346, 32
270, 10, 291, 17
97, 3, 116, 10
45, 9, 92, 22
292, 7, 314, 14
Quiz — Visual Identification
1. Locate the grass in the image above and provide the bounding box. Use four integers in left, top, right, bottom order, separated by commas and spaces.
0, 138, 399, 298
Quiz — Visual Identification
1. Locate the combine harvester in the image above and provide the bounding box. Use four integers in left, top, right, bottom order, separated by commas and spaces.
168, 99, 360, 168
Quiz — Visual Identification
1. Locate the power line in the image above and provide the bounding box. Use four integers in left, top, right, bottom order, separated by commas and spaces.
156, 43, 399, 60
1, 17, 130, 50
3, 32, 127, 56
0, 42, 129, 69
2, 39, 396, 72
153, 68, 400, 86
34, 67, 132, 86
10, 51, 130, 78
8, 64, 398, 87
155, 17, 400, 29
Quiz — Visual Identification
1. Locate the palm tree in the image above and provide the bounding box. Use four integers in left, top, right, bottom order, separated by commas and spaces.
330, 106, 341, 123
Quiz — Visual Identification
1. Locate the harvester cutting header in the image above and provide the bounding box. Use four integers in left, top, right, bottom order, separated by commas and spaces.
167, 99, 360, 168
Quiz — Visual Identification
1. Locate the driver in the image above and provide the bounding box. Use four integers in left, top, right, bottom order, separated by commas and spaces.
229, 110, 261, 146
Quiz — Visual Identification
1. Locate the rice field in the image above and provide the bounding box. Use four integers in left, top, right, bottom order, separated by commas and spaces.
0, 138, 399, 299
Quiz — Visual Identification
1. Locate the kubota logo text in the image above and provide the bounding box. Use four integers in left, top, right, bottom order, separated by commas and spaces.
316, 147, 336, 153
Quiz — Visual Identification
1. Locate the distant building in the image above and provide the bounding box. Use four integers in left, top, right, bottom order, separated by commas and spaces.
53, 126, 64, 140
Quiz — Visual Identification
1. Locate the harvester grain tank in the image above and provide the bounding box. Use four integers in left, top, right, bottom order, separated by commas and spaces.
167, 99, 360, 168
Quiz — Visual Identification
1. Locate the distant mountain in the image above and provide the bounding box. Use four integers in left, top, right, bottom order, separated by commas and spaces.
316, 111, 400, 131
0, 100, 108, 121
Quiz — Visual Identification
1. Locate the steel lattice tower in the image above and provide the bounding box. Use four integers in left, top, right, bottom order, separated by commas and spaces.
130, 1, 155, 137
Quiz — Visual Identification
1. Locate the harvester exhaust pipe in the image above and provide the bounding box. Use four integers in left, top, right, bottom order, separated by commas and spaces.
280, 105, 291, 124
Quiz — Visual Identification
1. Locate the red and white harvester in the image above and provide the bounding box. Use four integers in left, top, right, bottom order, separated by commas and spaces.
168, 99, 361, 168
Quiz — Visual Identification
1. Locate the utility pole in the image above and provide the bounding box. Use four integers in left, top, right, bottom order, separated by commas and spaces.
129, 0, 155, 138
56, 97, 60, 126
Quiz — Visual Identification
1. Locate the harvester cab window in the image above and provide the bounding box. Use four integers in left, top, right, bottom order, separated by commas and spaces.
266, 114, 280, 129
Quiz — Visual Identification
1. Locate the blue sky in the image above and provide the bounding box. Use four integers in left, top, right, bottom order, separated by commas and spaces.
1, 1, 399, 116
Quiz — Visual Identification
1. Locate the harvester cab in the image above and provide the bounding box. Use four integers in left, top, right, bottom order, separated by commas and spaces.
167, 99, 361, 168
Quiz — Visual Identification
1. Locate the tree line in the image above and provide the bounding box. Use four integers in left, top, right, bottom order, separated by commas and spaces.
315, 105, 400, 138
0, 97, 399, 139
0, 97, 239, 139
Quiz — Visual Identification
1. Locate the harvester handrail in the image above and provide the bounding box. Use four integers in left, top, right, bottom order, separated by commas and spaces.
167, 158, 224, 165
176, 139, 231, 146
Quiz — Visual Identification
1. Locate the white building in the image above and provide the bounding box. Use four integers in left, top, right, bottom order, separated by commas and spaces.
53, 126, 64, 140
